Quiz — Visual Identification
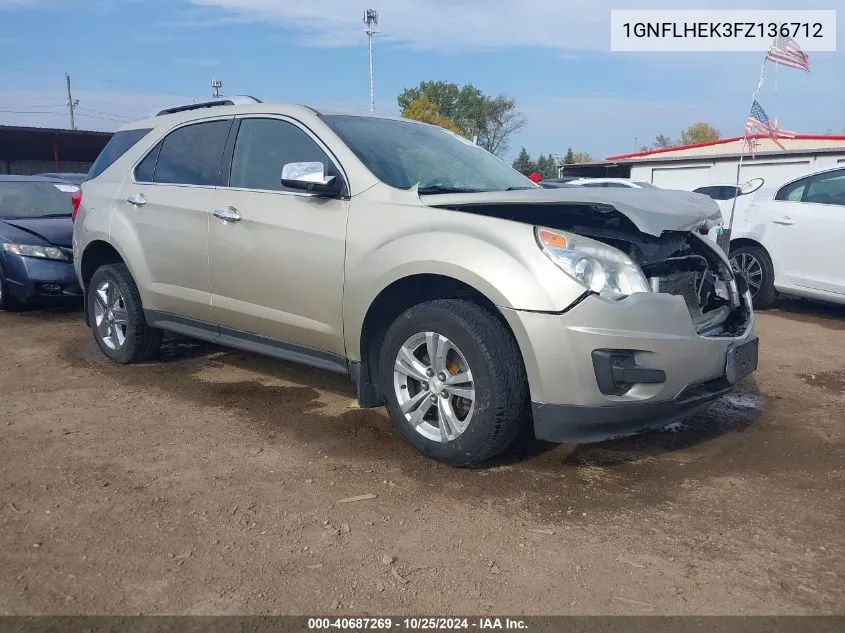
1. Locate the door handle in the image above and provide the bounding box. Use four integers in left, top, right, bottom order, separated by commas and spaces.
213, 206, 241, 223
773, 216, 795, 226
126, 194, 146, 206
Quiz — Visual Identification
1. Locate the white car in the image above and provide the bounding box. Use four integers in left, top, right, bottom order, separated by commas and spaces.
566, 178, 660, 189
728, 165, 845, 307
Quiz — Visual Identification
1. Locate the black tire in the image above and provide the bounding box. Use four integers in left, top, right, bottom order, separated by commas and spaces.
0, 268, 23, 311
730, 242, 777, 309
378, 299, 529, 467
87, 263, 162, 363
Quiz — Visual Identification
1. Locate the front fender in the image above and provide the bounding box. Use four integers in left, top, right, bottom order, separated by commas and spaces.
343, 224, 585, 362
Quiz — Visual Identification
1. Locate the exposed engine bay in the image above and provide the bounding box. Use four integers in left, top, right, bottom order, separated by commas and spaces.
440, 201, 752, 337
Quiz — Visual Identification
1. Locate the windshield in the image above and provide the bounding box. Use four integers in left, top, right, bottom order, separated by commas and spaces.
321, 115, 535, 193
0, 181, 74, 219
633, 181, 659, 189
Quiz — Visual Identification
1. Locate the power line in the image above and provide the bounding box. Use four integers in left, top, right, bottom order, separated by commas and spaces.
76, 107, 130, 120
0, 104, 66, 110
0, 109, 65, 115
75, 112, 129, 123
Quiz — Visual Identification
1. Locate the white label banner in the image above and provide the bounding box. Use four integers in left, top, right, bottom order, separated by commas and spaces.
610, 10, 836, 52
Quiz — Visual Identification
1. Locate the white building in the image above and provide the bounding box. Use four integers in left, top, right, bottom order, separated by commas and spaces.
562, 135, 845, 191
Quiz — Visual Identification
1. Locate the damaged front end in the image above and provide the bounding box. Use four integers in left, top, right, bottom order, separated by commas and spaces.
432, 198, 751, 337
601, 229, 751, 337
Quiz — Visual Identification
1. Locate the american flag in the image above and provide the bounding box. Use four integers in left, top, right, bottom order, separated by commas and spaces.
766, 36, 810, 72
745, 100, 795, 154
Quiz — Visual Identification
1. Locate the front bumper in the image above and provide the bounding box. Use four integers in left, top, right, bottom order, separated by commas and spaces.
501, 291, 758, 444
1, 252, 82, 303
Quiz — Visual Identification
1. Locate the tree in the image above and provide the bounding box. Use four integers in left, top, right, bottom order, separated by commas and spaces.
398, 81, 525, 156
654, 134, 675, 149
563, 148, 575, 164
475, 95, 526, 156
680, 122, 720, 145
512, 147, 537, 176
536, 154, 557, 180
570, 151, 593, 164
401, 97, 462, 134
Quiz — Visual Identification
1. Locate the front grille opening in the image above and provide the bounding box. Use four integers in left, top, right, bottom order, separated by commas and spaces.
638, 235, 750, 338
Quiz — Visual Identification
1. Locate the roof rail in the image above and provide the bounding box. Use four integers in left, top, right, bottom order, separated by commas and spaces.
154, 95, 263, 117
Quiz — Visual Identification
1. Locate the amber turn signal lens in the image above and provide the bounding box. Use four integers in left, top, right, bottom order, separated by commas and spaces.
538, 229, 567, 249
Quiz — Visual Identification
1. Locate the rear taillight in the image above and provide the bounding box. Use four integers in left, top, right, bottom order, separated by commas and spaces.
71, 189, 82, 222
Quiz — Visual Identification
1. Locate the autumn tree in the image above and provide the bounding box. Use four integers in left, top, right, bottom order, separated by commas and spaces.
680, 122, 720, 145
401, 97, 462, 134
570, 151, 594, 164
398, 81, 526, 156
646, 124, 719, 151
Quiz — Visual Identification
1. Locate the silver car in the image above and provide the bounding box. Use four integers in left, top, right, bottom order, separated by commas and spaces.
72, 97, 758, 466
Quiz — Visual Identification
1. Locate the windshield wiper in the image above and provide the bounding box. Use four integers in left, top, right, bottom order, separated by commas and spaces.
505, 186, 536, 191
417, 185, 483, 195
31, 213, 72, 218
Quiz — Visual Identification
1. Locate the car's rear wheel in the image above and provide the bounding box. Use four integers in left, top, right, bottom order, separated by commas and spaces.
378, 299, 528, 467
730, 243, 777, 308
87, 263, 162, 363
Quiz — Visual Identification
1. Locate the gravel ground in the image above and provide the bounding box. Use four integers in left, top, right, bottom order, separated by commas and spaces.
0, 299, 843, 615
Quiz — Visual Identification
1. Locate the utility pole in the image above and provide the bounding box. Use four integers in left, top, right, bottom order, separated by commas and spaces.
65, 73, 78, 130
211, 79, 223, 98
363, 9, 379, 112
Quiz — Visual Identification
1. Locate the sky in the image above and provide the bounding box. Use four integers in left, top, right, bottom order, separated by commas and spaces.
0, 0, 842, 161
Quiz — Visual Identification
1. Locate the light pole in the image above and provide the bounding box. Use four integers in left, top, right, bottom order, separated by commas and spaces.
363, 9, 378, 112
211, 79, 222, 98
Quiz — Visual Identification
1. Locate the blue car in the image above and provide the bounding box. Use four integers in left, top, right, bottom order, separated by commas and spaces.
0, 175, 82, 310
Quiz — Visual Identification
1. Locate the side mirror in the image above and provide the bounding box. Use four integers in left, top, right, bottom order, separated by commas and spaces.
740, 177, 764, 196
281, 162, 341, 196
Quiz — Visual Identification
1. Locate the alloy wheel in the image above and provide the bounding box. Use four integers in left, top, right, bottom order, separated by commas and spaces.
731, 252, 764, 297
392, 331, 476, 443
93, 280, 128, 350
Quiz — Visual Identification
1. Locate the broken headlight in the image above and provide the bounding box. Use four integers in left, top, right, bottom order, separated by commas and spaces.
535, 227, 650, 300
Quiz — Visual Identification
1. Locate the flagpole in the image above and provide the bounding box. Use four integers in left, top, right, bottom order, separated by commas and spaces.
721, 53, 768, 254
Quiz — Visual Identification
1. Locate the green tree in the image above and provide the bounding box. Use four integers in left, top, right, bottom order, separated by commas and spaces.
511, 147, 537, 176
680, 122, 720, 145
654, 134, 675, 149
398, 81, 525, 156
563, 147, 575, 164
401, 97, 463, 134
536, 154, 557, 180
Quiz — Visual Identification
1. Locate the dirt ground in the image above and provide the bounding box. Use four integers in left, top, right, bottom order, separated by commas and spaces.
0, 299, 843, 616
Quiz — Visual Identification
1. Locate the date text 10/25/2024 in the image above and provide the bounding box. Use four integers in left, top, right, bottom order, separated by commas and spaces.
308, 618, 528, 630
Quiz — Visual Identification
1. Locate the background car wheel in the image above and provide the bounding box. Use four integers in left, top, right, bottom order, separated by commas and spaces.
730, 243, 777, 308
379, 299, 528, 467
0, 269, 22, 311
87, 263, 162, 364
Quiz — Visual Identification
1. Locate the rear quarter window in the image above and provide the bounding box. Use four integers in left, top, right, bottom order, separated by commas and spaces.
87, 128, 153, 180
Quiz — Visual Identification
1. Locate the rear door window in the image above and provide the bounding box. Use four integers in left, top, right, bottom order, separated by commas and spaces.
87, 128, 152, 180
804, 169, 845, 206
776, 177, 809, 202
153, 120, 232, 186
134, 141, 162, 183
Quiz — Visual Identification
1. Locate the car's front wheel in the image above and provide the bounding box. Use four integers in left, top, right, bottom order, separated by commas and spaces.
87, 263, 162, 363
378, 299, 528, 467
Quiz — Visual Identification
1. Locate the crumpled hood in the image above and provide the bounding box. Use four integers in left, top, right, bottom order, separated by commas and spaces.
420, 187, 723, 237
1, 217, 73, 248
